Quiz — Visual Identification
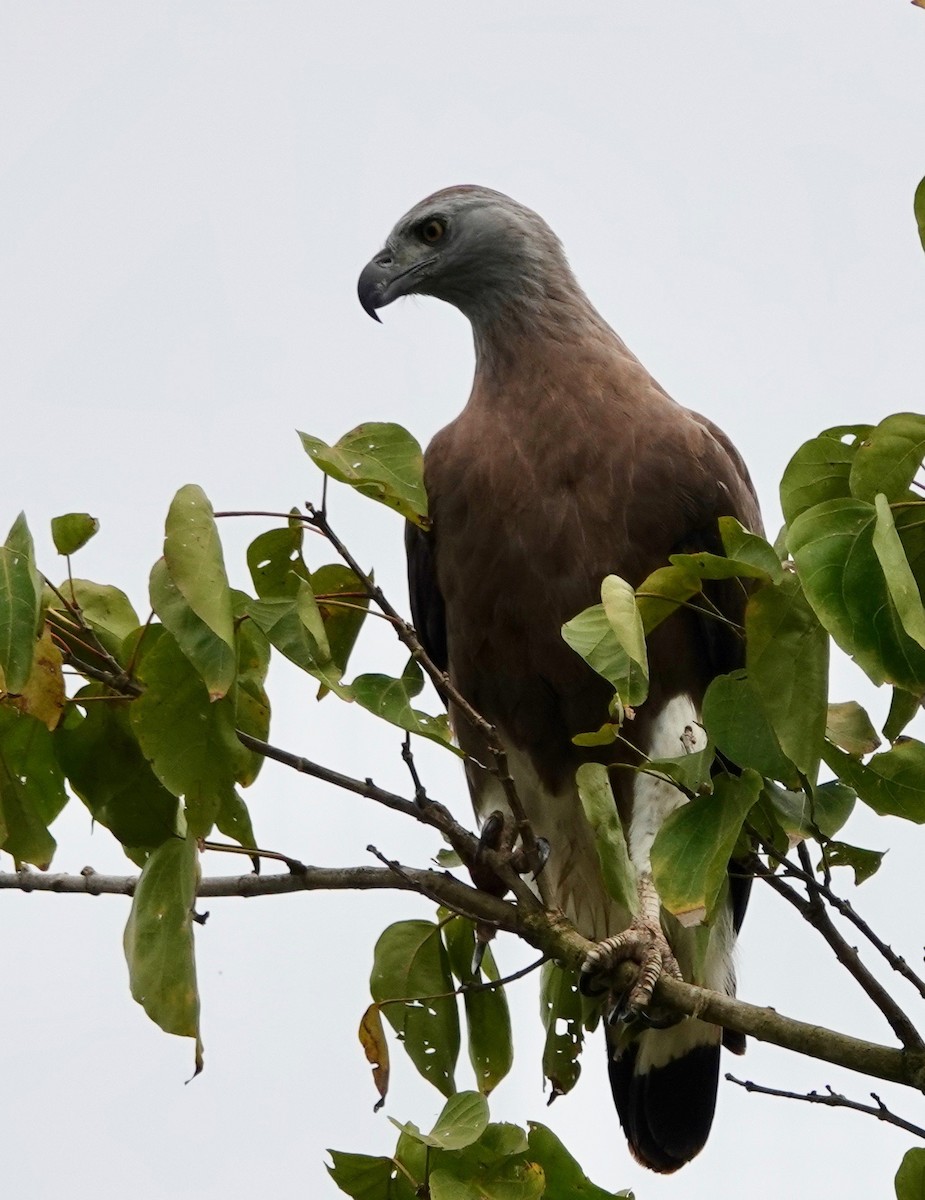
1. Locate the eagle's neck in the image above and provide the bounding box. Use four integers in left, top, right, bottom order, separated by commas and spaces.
468, 282, 628, 395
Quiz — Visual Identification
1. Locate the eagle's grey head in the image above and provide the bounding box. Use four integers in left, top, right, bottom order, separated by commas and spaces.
357, 186, 579, 328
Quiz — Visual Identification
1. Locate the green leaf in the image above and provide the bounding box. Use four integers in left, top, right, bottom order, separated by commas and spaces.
539, 962, 584, 1099
634, 563, 701, 634
823, 840, 884, 886
642, 745, 714, 797
895, 1146, 925, 1200
576, 763, 638, 915
850, 414, 925, 504
162, 485, 235, 699
788, 497, 925, 691
442, 916, 513, 1096
746, 575, 829, 781
299, 423, 428, 527
651, 770, 762, 923
562, 577, 648, 708
0, 512, 42, 692
718, 517, 785, 582
873, 493, 925, 651
702, 671, 799, 786
128, 626, 240, 837
230, 594, 271, 787
392, 1092, 490, 1151
669, 550, 771, 582
247, 582, 351, 699
150, 559, 236, 701
216, 789, 257, 850
821, 738, 925, 823
247, 524, 310, 598
327, 1152, 402, 1200
0, 707, 67, 867
312, 563, 370, 694
352, 657, 458, 751
825, 701, 881, 758
51, 512, 99, 556
884, 687, 922, 743
429, 1161, 545, 1200
527, 1123, 633, 1200
51, 579, 140, 661
123, 832, 202, 1072
370, 919, 459, 1097
779, 427, 867, 523
761, 779, 856, 843
56, 690, 181, 851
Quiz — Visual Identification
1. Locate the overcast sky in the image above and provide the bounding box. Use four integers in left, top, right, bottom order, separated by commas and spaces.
3, 3, 925, 1197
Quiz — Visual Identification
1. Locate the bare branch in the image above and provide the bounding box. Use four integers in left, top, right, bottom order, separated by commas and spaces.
746, 844, 925, 1056
726, 1074, 925, 1140
774, 840, 925, 1002
235, 730, 542, 914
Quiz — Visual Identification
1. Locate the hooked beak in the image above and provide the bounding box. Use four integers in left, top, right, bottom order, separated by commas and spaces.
357, 250, 438, 322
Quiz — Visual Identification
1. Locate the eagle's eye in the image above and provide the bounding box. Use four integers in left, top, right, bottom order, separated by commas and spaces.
420, 218, 446, 245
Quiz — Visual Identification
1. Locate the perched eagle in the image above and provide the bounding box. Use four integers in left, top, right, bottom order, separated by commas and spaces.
358, 186, 762, 1173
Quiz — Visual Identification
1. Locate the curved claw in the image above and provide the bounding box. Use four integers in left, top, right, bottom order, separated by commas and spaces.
580, 921, 683, 1016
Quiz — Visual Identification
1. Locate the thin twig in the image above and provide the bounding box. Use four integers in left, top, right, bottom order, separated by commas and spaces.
746, 848, 925, 1055
753, 829, 925, 1001
235, 730, 542, 913
401, 733, 429, 805
285, 505, 542, 877
726, 1074, 925, 1140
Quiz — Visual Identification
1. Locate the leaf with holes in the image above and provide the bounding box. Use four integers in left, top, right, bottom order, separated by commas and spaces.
823, 840, 884, 886
391, 1092, 490, 1151
441, 915, 513, 1096
300, 423, 428, 527
370, 919, 459, 1097
540, 962, 584, 1099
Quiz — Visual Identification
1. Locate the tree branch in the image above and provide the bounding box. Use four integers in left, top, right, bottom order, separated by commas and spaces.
235, 730, 542, 913
3, 864, 924, 1092
746, 846, 925, 1056
726, 1074, 925, 1140
303, 503, 544, 877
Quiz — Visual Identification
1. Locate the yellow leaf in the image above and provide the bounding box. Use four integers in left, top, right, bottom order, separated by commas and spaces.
358, 1003, 390, 1110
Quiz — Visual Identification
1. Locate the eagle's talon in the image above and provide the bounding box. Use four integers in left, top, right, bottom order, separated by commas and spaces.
580, 920, 683, 1016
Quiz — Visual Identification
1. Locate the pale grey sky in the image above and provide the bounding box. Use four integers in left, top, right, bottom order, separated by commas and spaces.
3, 3, 925, 1197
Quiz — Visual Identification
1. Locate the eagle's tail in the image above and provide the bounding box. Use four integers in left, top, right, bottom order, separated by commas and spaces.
607, 1019, 725, 1174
